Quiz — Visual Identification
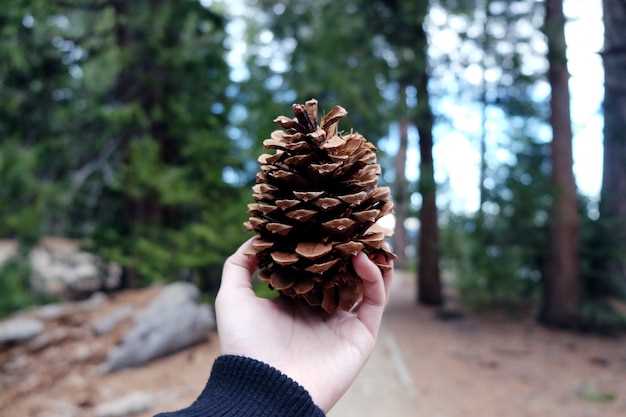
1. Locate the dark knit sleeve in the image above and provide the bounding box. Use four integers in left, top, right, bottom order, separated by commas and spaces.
154, 355, 326, 417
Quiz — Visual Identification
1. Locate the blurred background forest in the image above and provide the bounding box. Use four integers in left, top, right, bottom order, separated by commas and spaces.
2, 0, 624, 329
2, 1, 626, 416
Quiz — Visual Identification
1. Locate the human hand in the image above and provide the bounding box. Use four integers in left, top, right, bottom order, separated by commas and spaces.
215, 238, 393, 412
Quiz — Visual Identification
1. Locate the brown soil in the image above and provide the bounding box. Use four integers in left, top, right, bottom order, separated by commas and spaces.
385, 273, 626, 417
1, 273, 625, 417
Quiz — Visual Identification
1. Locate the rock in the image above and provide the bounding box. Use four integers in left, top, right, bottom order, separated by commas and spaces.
94, 392, 153, 417
92, 306, 133, 335
0, 318, 45, 345
103, 283, 214, 372
79, 292, 108, 309
1, 236, 121, 300
144, 282, 201, 311
34, 293, 108, 323
33, 303, 71, 321
29, 237, 121, 300
28, 328, 71, 352
0, 239, 18, 266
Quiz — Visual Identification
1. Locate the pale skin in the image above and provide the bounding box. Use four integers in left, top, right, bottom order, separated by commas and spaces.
215, 238, 394, 413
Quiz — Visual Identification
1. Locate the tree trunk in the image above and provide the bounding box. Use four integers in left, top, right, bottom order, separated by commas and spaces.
111, 0, 138, 288
600, 0, 626, 288
111, 0, 164, 287
393, 87, 409, 267
415, 4, 442, 306
540, 0, 581, 326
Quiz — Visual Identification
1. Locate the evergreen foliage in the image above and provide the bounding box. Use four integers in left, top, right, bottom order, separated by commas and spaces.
0, 1, 248, 294
0, 0, 621, 331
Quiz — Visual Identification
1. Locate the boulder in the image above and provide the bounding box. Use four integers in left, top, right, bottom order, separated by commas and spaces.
137, 282, 200, 320
34, 303, 71, 321
79, 292, 108, 309
29, 237, 121, 299
30, 293, 108, 324
92, 306, 133, 335
103, 283, 214, 372
0, 318, 45, 345
0, 238, 121, 300
0, 239, 18, 266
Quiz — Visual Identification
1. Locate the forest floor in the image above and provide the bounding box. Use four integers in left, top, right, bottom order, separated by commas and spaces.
2, 272, 626, 417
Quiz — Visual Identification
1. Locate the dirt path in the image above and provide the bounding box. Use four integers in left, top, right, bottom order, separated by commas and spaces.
329, 328, 417, 417
3, 273, 626, 417
378, 272, 626, 417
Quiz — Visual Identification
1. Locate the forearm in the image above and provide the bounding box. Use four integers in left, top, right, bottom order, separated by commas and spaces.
155, 355, 325, 417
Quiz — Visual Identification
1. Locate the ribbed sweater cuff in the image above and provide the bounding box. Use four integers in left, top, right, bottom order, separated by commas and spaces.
155, 355, 325, 417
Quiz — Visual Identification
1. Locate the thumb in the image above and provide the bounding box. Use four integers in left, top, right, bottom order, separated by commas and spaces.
219, 238, 258, 295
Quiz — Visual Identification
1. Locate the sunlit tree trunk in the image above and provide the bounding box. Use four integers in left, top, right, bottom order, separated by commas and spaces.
540, 0, 581, 326
416, 1, 442, 306
600, 0, 626, 289
393, 86, 409, 267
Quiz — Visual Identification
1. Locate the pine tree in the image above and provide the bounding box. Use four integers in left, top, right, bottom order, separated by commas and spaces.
35, 0, 248, 286
541, 0, 581, 326
0, 1, 73, 241
600, 0, 626, 292
365, 0, 443, 305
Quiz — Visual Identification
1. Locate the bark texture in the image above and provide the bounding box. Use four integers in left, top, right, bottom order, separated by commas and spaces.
600, 0, 626, 286
415, 5, 442, 306
541, 0, 581, 326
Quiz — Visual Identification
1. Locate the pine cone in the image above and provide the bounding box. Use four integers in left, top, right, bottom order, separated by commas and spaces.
244, 99, 396, 314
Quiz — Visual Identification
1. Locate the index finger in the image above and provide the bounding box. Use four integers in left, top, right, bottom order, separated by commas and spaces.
352, 252, 386, 338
